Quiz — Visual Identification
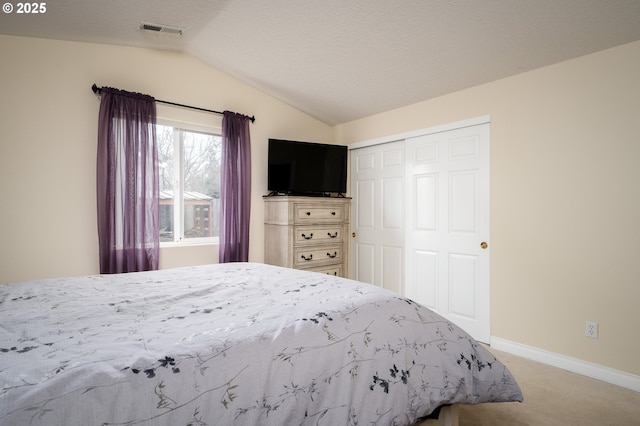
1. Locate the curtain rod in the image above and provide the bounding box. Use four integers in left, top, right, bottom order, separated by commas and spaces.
91, 84, 255, 123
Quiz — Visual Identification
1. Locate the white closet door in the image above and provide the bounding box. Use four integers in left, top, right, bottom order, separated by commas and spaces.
404, 123, 490, 342
350, 141, 404, 293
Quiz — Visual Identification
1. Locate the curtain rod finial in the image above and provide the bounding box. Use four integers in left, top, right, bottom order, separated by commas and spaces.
91, 84, 100, 94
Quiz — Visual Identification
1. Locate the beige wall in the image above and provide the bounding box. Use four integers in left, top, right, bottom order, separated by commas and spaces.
0, 35, 332, 283
334, 41, 640, 375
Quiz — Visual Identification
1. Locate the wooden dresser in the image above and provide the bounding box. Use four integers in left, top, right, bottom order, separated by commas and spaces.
264, 196, 351, 277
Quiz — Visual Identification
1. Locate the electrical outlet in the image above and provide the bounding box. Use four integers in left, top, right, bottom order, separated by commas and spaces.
585, 321, 599, 339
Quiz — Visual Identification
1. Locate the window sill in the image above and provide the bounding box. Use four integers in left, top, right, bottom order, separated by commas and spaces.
160, 239, 219, 248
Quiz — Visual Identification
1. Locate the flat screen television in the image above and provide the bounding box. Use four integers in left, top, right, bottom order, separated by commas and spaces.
268, 139, 348, 196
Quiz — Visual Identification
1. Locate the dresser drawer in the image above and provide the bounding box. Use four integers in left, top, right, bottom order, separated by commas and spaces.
294, 225, 343, 245
294, 204, 346, 223
307, 264, 343, 277
294, 245, 343, 268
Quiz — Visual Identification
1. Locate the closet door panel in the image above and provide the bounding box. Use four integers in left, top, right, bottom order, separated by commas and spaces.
350, 141, 404, 291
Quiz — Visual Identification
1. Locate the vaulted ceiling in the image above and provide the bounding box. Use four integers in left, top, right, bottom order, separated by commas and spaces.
2, 0, 640, 125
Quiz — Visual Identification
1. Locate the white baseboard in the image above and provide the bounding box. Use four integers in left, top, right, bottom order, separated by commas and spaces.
490, 337, 640, 393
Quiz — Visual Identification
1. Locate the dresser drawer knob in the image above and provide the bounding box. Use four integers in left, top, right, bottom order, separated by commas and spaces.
301, 233, 313, 240
327, 232, 338, 238
326, 251, 338, 259
306, 211, 311, 216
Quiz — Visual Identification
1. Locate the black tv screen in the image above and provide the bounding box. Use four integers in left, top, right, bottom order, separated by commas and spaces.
268, 139, 348, 195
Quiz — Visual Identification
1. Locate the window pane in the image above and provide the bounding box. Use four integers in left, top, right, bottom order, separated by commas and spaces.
156, 124, 220, 243
157, 125, 175, 242
182, 130, 221, 239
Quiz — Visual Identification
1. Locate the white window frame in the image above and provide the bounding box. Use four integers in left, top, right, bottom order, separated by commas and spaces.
157, 119, 222, 247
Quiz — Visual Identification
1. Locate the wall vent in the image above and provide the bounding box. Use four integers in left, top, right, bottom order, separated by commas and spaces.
139, 22, 184, 38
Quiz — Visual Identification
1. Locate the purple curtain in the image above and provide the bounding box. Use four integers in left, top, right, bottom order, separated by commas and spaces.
219, 111, 252, 263
96, 87, 159, 274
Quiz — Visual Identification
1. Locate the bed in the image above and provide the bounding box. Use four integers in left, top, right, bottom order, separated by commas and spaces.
0, 262, 522, 425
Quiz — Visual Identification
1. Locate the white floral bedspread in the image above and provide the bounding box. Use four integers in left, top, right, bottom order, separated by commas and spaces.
0, 263, 522, 425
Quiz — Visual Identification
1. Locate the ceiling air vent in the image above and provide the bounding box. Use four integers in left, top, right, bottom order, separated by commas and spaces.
139, 22, 184, 38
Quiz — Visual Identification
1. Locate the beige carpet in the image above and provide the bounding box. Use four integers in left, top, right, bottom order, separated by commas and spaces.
457, 347, 640, 425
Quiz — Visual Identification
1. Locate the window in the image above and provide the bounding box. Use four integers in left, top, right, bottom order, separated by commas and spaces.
157, 123, 222, 243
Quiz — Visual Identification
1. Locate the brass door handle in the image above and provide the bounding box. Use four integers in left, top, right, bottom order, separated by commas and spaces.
352, 232, 357, 238
480, 242, 488, 249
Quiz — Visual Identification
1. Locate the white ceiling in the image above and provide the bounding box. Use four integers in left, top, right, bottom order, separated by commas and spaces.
2, 0, 640, 125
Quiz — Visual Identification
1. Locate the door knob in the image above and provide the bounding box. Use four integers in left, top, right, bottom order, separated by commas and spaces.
352, 232, 357, 238
480, 242, 488, 249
